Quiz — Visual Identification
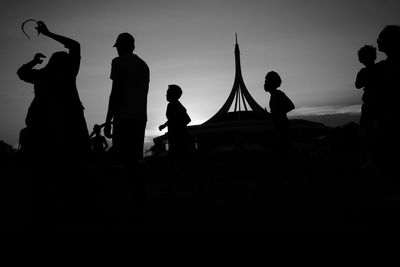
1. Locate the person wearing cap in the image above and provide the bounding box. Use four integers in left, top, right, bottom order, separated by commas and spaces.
104, 32, 150, 166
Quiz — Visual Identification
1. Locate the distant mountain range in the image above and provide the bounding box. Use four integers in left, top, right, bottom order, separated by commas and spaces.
290, 112, 360, 128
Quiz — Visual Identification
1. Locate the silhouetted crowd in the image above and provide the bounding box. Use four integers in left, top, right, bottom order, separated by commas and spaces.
12, 21, 400, 230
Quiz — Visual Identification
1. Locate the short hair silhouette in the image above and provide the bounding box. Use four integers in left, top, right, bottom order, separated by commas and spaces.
358, 45, 377, 65
377, 25, 400, 56
168, 84, 183, 99
46, 51, 72, 71
265, 71, 282, 88
113, 32, 135, 54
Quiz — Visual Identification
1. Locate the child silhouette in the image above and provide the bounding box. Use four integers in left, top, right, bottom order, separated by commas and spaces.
355, 45, 378, 128
264, 71, 295, 173
264, 71, 295, 140
159, 84, 191, 167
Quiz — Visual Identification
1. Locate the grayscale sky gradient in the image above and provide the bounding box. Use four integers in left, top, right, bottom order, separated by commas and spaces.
1, 0, 399, 147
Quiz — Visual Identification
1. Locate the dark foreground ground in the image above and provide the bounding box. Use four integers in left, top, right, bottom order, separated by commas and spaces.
1, 146, 399, 232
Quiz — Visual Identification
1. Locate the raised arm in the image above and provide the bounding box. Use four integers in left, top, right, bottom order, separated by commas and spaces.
36, 21, 81, 76
17, 53, 46, 83
36, 21, 80, 51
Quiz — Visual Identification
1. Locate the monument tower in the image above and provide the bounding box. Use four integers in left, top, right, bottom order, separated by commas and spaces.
205, 33, 269, 124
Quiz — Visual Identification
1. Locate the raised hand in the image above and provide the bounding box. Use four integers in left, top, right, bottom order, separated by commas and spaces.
36, 21, 50, 36
33, 53, 46, 64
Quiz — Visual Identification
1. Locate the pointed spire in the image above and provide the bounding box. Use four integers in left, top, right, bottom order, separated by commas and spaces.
235, 32, 240, 54
234, 33, 241, 70
204, 34, 269, 124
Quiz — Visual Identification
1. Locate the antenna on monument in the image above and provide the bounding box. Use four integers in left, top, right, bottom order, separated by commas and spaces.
235, 32, 238, 44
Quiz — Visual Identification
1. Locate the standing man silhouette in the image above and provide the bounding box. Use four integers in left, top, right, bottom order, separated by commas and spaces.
104, 33, 150, 166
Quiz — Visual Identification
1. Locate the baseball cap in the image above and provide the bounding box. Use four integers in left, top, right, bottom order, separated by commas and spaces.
113, 32, 135, 48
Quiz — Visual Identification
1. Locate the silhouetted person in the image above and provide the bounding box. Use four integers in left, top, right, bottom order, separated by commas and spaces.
89, 124, 108, 166
264, 71, 295, 175
17, 21, 89, 165
356, 45, 378, 127
373, 25, 400, 185
376, 25, 400, 129
355, 45, 379, 172
89, 124, 109, 154
159, 84, 191, 169
17, 21, 90, 228
104, 32, 150, 167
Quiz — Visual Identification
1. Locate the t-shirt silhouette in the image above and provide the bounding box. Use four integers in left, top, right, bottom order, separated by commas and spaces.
110, 53, 150, 121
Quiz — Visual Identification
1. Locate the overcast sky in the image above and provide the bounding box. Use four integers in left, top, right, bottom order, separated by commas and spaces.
1, 0, 399, 147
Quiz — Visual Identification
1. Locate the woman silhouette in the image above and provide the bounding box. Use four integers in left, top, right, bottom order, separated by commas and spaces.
17, 21, 89, 165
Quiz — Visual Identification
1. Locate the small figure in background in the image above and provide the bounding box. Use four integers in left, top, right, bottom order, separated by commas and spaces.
89, 124, 109, 154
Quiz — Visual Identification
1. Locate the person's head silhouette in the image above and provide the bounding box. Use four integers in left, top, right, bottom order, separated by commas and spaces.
114, 32, 135, 56
264, 71, 282, 93
167, 84, 182, 102
358, 45, 377, 67
377, 25, 400, 58
45, 51, 72, 73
